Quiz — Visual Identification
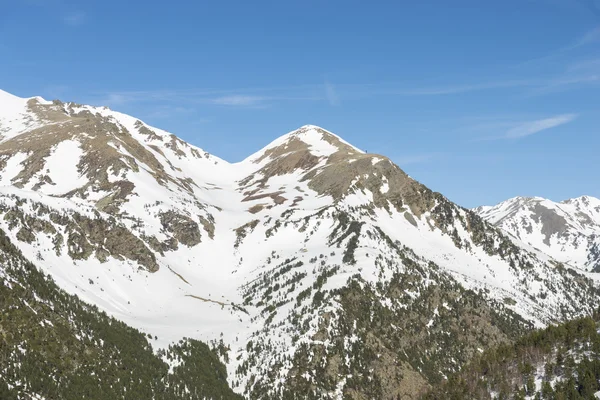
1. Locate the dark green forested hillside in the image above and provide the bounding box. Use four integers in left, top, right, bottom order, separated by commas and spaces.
0, 227, 241, 400
424, 312, 600, 400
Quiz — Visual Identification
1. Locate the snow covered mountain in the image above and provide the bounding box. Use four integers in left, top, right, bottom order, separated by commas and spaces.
475, 196, 600, 272
1, 88, 600, 399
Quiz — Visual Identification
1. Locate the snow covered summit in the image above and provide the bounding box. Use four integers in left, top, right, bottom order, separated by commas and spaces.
244, 125, 365, 164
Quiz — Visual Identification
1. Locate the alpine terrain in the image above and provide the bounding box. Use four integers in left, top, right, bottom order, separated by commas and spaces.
1, 88, 599, 399
475, 196, 600, 272
425, 312, 600, 399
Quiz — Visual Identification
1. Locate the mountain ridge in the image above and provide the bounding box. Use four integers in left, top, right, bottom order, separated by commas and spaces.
1, 89, 600, 399
475, 195, 600, 272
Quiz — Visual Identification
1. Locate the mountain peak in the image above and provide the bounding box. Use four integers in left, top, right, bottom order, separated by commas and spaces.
0, 89, 30, 116
562, 195, 600, 206
236, 123, 428, 213
507, 196, 545, 204
244, 125, 364, 165
0, 88, 22, 101
0, 88, 51, 106
0, 89, 56, 141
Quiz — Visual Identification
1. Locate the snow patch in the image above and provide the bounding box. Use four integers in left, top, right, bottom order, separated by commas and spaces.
38, 140, 87, 195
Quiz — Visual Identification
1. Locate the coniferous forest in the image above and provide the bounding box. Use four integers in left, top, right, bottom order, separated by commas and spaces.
424, 312, 600, 399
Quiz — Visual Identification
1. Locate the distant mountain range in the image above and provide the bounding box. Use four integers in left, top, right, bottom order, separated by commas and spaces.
1, 89, 599, 399
475, 195, 600, 272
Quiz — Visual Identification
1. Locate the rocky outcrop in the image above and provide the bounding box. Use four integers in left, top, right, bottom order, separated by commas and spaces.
159, 211, 201, 247
0, 198, 159, 272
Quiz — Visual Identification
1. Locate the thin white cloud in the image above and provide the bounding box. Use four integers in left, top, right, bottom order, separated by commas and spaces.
529, 74, 600, 95
573, 26, 600, 48
42, 84, 69, 99
324, 82, 340, 106
90, 88, 321, 110
63, 11, 86, 26
567, 58, 600, 71
211, 95, 266, 107
104, 93, 132, 106
395, 79, 538, 95
142, 105, 196, 119
395, 153, 438, 165
85, 69, 596, 113
505, 114, 578, 138
98, 79, 539, 107
519, 26, 600, 66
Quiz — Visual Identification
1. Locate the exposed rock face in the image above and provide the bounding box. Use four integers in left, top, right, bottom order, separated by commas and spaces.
159, 211, 202, 247
0, 197, 159, 272
242, 126, 430, 215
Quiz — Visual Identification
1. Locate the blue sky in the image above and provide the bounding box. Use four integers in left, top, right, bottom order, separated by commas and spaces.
1, 0, 599, 207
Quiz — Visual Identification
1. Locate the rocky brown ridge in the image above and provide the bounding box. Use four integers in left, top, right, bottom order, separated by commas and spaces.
0, 97, 219, 271
0, 99, 202, 206
240, 126, 438, 219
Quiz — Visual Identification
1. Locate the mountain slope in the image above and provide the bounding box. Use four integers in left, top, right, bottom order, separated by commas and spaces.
1, 90, 599, 399
0, 226, 241, 400
424, 312, 600, 399
475, 196, 600, 272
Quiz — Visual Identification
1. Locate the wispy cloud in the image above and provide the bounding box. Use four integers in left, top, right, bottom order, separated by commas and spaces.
85, 67, 596, 113
526, 72, 600, 96
567, 58, 600, 71
98, 80, 536, 107
505, 114, 578, 138
142, 105, 198, 119
41, 84, 69, 99
395, 153, 439, 165
91, 87, 322, 109
572, 26, 600, 48
93, 89, 227, 107
211, 95, 267, 107
459, 113, 579, 141
519, 26, 600, 66
104, 93, 133, 106
394, 79, 538, 96
63, 11, 86, 26
324, 82, 340, 106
